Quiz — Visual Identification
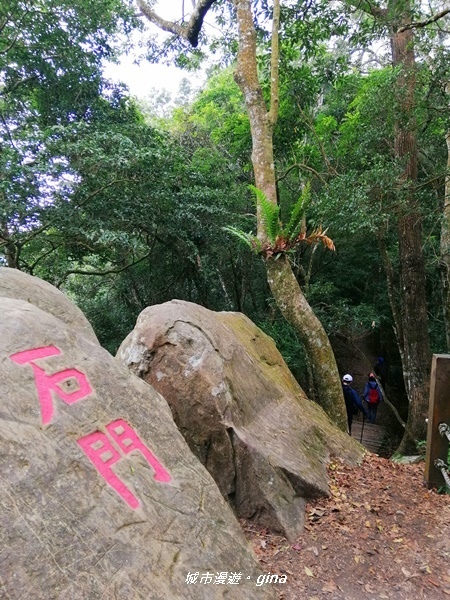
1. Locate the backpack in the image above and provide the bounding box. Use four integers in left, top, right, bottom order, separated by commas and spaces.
367, 385, 380, 404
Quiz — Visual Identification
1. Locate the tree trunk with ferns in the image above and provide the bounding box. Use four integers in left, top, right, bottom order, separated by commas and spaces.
138, 0, 348, 430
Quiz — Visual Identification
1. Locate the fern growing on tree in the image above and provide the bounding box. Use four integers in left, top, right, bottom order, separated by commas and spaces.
224, 183, 335, 258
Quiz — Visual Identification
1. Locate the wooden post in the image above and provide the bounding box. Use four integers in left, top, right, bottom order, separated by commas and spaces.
424, 354, 450, 488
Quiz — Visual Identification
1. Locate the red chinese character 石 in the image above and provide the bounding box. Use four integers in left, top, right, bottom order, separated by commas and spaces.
78, 421, 171, 509
10, 346, 93, 425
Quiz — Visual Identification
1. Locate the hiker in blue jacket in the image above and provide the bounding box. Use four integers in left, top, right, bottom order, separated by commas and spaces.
342, 374, 367, 435
363, 373, 382, 424
373, 356, 387, 388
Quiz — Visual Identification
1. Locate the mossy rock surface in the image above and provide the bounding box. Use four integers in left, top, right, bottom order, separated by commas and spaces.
118, 300, 364, 541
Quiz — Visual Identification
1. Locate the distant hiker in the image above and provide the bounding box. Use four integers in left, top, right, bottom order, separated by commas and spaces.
363, 373, 382, 424
342, 374, 367, 435
373, 357, 387, 388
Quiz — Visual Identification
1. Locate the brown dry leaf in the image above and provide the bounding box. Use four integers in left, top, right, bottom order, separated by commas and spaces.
322, 581, 338, 593
354, 555, 361, 564
365, 520, 371, 528
393, 538, 404, 543
443, 589, 450, 596
402, 567, 412, 578
275, 544, 291, 556
304, 566, 315, 578
330, 485, 340, 497
260, 540, 267, 549
364, 584, 375, 593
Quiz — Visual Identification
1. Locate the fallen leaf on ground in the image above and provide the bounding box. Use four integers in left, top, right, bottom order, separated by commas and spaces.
321, 581, 338, 593
402, 567, 412, 578
304, 567, 314, 578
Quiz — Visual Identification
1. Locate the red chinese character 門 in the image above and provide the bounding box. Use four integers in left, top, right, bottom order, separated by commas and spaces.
10, 345, 93, 425
78, 420, 171, 509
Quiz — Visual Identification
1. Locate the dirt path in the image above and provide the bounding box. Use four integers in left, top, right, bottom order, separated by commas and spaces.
243, 454, 450, 599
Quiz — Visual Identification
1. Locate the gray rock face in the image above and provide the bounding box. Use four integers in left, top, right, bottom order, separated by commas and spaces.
0, 296, 275, 600
117, 300, 364, 542
0, 267, 98, 343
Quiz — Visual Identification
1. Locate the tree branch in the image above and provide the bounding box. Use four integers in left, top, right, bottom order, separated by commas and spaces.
137, 0, 218, 47
345, 0, 387, 19
296, 101, 339, 177
268, 0, 280, 129
397, 8, 450, 32
61, 248, 154, 280
277, 162, 327, 185
28, 242, 62, 274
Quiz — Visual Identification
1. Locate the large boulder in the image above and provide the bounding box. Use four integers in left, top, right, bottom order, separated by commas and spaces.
0, 296, 275, 600
0, 267, 98, 344
117, 300, 364, 541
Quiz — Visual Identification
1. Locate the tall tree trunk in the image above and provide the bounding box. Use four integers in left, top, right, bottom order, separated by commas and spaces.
390, 0, 431, 453
233, 0, 347, 430
137, 0, 348, 430
440, 83, 450, 350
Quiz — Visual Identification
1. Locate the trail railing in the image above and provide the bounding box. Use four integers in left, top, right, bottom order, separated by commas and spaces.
424, 354, 450, 490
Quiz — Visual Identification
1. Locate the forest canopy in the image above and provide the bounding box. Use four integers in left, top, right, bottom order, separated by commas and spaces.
1, 0, 450, 453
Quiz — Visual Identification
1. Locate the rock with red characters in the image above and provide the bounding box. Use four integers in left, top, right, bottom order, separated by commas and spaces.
0, 285, 275, 600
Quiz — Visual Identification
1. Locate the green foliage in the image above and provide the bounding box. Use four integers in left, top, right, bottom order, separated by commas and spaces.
249, 185, 280, 245
284, 183, 311, 242
222, 226, 262, 253
224, 183, 331, 260
258, 315, 308, 385
3, 0, 449, 394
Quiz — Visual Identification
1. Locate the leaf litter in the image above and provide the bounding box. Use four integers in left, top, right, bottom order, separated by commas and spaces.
242, 453, 450, 599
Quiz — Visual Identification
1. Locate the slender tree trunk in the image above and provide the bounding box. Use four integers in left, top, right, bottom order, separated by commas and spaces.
233, 0, 347, 430
390, 0, 431, 453
440, 83, 450, 350
266, 256, 347, 427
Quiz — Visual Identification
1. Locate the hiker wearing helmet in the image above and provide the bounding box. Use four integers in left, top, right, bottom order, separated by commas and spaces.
363, 373, 382, 424
342, 374, 367, 435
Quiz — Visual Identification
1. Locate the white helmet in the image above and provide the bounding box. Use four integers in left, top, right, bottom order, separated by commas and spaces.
342, 374, 353, 383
